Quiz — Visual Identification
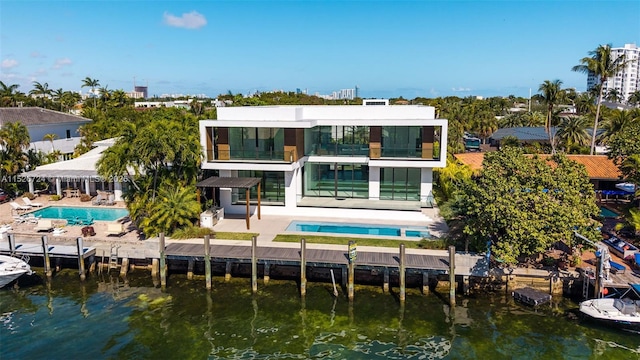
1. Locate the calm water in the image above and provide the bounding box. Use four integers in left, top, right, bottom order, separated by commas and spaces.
1, 271, 639, 359
286, 221, 430, 238
30, 206, 129, 221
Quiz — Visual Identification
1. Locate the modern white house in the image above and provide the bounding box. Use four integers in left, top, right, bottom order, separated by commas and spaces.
198, 102, 448, 218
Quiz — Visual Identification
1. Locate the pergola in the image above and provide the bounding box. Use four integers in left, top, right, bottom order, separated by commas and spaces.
195, 177, 262, 230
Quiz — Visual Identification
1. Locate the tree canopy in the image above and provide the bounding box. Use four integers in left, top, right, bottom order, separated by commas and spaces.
450, 147, 600, 265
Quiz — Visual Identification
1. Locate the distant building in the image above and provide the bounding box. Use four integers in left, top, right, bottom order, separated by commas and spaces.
134, 86, 148, 99
586, 43, 640, 103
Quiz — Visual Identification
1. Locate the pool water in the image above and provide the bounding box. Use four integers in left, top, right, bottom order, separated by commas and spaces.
286, 221, 430, 238
30, 206, 129, 222
599, 207, 619, 218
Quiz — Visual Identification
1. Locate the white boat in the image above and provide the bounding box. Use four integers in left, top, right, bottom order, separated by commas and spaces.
579, 284, 640, 332
0, 254, 33, 288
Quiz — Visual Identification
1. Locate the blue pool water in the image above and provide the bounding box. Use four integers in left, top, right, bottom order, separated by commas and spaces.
286, 221, 430, 238
599, 207, 619, 218
30, 206, 129, 221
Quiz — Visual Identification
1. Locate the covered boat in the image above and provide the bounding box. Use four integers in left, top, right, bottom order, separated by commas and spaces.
0, 255, 33, 288
579, 284, 640, 332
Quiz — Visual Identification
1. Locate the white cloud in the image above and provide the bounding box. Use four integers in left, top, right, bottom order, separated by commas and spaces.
1, 59, 18, 69
52, 58, 72, 69
163, 11, 207, 29
451, 87, 472, 92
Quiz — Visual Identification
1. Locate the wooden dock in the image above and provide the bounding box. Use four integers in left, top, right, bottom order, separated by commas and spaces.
0, 240, 96, 259
164, 242, 487, 276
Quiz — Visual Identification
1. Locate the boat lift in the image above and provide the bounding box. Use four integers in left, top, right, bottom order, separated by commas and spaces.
574, 231, 611, 300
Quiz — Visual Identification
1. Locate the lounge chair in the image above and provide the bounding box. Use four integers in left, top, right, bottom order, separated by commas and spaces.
10, 201, 31, 212
52, 227, 66, 236
35, 219, 54, 232
92, 195, 103, 206
609, 260, 626, 274
22, 197, 43, 207
105, 223, 125, 236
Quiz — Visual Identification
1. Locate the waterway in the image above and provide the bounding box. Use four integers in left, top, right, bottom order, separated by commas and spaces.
1, 271, 639, 359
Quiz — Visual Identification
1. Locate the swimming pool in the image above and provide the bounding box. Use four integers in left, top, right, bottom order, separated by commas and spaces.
599, 207, 619, 218
30, 206, 129, 222
286, 221, 430, 238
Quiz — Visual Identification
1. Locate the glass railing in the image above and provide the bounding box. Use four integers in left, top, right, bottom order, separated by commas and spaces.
308, 144, 370, 156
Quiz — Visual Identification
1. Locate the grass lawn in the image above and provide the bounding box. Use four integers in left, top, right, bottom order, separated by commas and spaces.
214, 232, 258, 240
272, 234, 449, 250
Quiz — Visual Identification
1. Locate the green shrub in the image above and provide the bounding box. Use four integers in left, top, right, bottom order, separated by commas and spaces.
171, 226, 216, 239
50, 195, 61, 201
23, 192, 36, 200
417, 238, 449, 250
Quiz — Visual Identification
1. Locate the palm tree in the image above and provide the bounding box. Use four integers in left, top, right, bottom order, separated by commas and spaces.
572, 44, 632, 155
538, 80, 564, 154
43, 133, 58, 151
606, 88, 623, 103
574, 92, 596, 115
81, 77, 100, 108
148, 185, 201, 236
0, 81, 20, 107
627, 91, 640, 107
0, 121, 30, 154
52, 88, 64, 111
557, 116, 589, 149
98, 86, 111, 108
599, 109, 634, 144
29, 81, 51, 107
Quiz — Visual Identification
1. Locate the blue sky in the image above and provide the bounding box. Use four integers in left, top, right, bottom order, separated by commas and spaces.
1, 0, 638, 99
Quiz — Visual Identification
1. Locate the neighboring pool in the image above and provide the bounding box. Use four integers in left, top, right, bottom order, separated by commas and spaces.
600, 207, 619, 218
30, 206, 129, 221
286, 221, 430, 238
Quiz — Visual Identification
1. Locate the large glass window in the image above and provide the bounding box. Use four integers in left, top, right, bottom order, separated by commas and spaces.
305, 126, 369, 156
380, 168, 420, 201
228, 127, 284, 160
381, 127, 422, 158
303, 163, 368, 198
231, 171, 285, 205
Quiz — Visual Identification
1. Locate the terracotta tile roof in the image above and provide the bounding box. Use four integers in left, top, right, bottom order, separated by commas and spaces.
0, 107, 91, 126
454, 153, 622, 180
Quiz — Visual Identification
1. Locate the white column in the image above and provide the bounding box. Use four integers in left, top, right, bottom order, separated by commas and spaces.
55, 178, 62, 197
114, 181, 123, 201
420, 168, 433, 203
296, 167, 303, 203
285, 170, 297, 209
84, 178, 91, 195
368, 166, 380, 200
28, 178, 35, 194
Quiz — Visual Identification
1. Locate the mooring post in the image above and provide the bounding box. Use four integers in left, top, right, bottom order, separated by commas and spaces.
300, 238, 307, 297
594, 251, 602, 299
348, 241, 355, 302
187, 259, 195, 280
151, 258, 159, 278
204, 235, 211, 291
8, 233, 15, 254
422, 272, 430, 295
252, 236, 258, 293
159, 232, 166, 288
120, 258, 129, 277
88, 255, 96, 274
76, 237, 86, 281
383, 267, 389, 293
448, 245, 456, 307
263, 261, 270, 284
463, 275, 470, 295
41, 235, 51, 278
225, 261, 232, 281
399, 243, 406, 302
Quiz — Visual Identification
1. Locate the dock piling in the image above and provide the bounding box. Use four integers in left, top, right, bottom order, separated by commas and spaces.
225, 261, 232, 281
41, 235, 51, 278
120, 258, 129, 277
422, 272, 430, 295
263, 261, 270, 284
76, 237, 86, 281
252, 236, 258, 293
187, 259, 195, 280
204, 235, 211, 290
8, 233, 15, 254
449, 245, 456, 306
300, 238, 307, 297
159, 232, 166, 288
383, 267, 389, 293
399, 244, 406, 302
347, 241, 355, 302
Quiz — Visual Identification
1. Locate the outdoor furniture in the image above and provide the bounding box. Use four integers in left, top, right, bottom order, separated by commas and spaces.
105, 223, 125, 236
92, 195, 104, 206
81, 226, 96, 237
104, 194, 115, 206
35, 219, 54, 232
609, 260, 626, 274
52, 227, 66, 236
10, 202, 31, 212
22, 197, 43, 207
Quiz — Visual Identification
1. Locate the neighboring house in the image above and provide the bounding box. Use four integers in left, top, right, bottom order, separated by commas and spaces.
22, 139, 126, 201
29, 137, 82, 161
199, 102, 448, 216
489, 127, 603, 151
454, 152, 623, 190
0, 107, 91, 142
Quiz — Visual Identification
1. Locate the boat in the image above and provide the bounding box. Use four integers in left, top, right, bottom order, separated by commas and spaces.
579, 284, 640, 332
0, 254, 33, 288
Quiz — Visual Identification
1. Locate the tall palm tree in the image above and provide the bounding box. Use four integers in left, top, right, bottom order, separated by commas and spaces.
29, 81, 51, 108
538, 80, 564, 154
606, 88, 623, 103
52, 88, 64, 111
43, 133, 58, 151
574, 92, 596, 116
81, 77, 100, 108
572, 44, 632, 155
627, 91, 640, 106
599, 109, 634, 144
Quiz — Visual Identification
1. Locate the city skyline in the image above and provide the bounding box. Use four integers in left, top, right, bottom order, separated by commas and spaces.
1, 1, 638, 99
